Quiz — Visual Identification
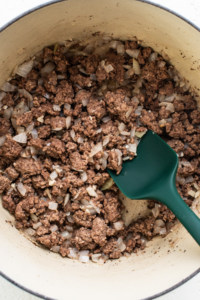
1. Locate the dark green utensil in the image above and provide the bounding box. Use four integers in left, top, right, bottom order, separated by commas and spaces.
108, 130, 200, 245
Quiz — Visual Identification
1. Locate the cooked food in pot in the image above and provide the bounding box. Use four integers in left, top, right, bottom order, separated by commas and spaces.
0, 38, 199, 263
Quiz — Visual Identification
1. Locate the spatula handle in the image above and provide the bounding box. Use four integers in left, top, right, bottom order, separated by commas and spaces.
158, 187, 200, 245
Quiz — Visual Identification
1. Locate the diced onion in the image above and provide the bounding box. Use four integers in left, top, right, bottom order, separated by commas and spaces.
32, 222, 42, 230
17, 182, 27, 196
126, 49, 140, 58
117, 237, 126, 252
64, 194, 70, 206
50, 171, 58, 180
81, 171, 88, 182
48, 202, 58, 210
0, 136, 6, 147
50, 225, 58, 232
13, 132, 27, 144
89, 142, 102, 157
53, 104, 61, 111
16, 60, 34, 77
132, 58, 141, 75
78, 250, 89, 263
113, 221, 124, 231
66, 116, 72, 129
41, 62, 55, 76
1, 82, 17, 92
86, 186, 98, 197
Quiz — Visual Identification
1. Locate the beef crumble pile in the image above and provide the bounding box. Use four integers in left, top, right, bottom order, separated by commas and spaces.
0, 39, 200, 263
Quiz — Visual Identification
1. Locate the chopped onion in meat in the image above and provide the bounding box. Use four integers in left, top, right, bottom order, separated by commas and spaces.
16, 60, 34, 77
13, 132, 27, 144
17, 182, 27, 196
48, 202, 58, 210
1, 82, 17, 92
86, 186, 98, 197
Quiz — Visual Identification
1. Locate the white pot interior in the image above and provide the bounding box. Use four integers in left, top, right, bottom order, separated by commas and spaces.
0, 1, 200, 299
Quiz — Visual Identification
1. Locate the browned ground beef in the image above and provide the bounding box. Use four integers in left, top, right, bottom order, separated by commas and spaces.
0, 39, 199, 263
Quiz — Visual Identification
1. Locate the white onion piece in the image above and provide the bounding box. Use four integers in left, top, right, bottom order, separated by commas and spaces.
188, 190, 196, 198
17, 182, 27, 196
61, 231, 72, 240
116, 43, 125, 55
185, 176, 194, 184
81, 171, 88, 182
135, 106, 143, 116
25, 228, 35, 236
118, 122, 125, 132
86, 186, 98, 197
149, 52, 158, 62
113, 221, 124, 231
13, 132, 27, 144
53, 104, 61, 111
117, 237, 126, 252
103, 136, 110, 147
51, 245, 60, 253
66, 116, 72, 129
48, 202, 58, 210
41, 62, 55, 76
159, 102, 175, 113
64, 194, 70, 206
18, 89, 33, 106
115, 149, 122, 166
152, 204, 160, 218
91, 253, 104, 264
32, 222, 42, 230
0, 91, 6, 102
0, 136, 6, 147
1, 82, 17, 92
164, 94, 176, 102
102, 116, 111, 123
126, 143, 137, 154
64, 103, 71, 110
50, 225, 58, 232
26, 123, 34, 133
89, 142, 102, 157
68, 248, 78, 259
50, 171, 58, 180
30, 214, 38, 222
4, 107, 13, 120
16, 60, 34, 77
82, 98, 89, 106
132, 58, 141, 75
126, 49, 140, 58
31, 129, 38, 139
126, 107, 133, 118
78, 250, 89, 263
70, 129, 75, 140
77, 136, 84, 144
155, 219, 165, 227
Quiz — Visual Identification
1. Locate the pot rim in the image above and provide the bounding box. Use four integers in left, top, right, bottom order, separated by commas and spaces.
0, 0, 199, 299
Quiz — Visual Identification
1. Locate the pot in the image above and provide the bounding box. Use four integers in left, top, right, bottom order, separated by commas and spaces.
0, 1, 200, 299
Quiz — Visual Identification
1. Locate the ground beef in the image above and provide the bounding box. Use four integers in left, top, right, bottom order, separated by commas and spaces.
0, 39, 199, 263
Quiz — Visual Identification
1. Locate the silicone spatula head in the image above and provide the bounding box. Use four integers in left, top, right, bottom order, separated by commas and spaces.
108, 130, 200, 245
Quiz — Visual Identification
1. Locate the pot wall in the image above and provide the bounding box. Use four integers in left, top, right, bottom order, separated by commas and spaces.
0, 1, 200, 299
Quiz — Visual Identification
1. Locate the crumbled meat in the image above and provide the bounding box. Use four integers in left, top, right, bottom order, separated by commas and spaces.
14, 158, 42, 176
74, 228, 95, 250
91, 217, 107, 246
0, 136, 22, 162
104, 192, 121, 222
0, 118, 10, 136
0, 40, 199, 263
69, 152, 88, 171
0, 174, 10, 193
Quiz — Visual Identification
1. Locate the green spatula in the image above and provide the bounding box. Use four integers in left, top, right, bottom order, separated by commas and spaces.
108, 130, 200, 245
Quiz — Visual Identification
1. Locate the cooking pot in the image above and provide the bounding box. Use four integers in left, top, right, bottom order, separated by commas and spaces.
0, 1, 200, 299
